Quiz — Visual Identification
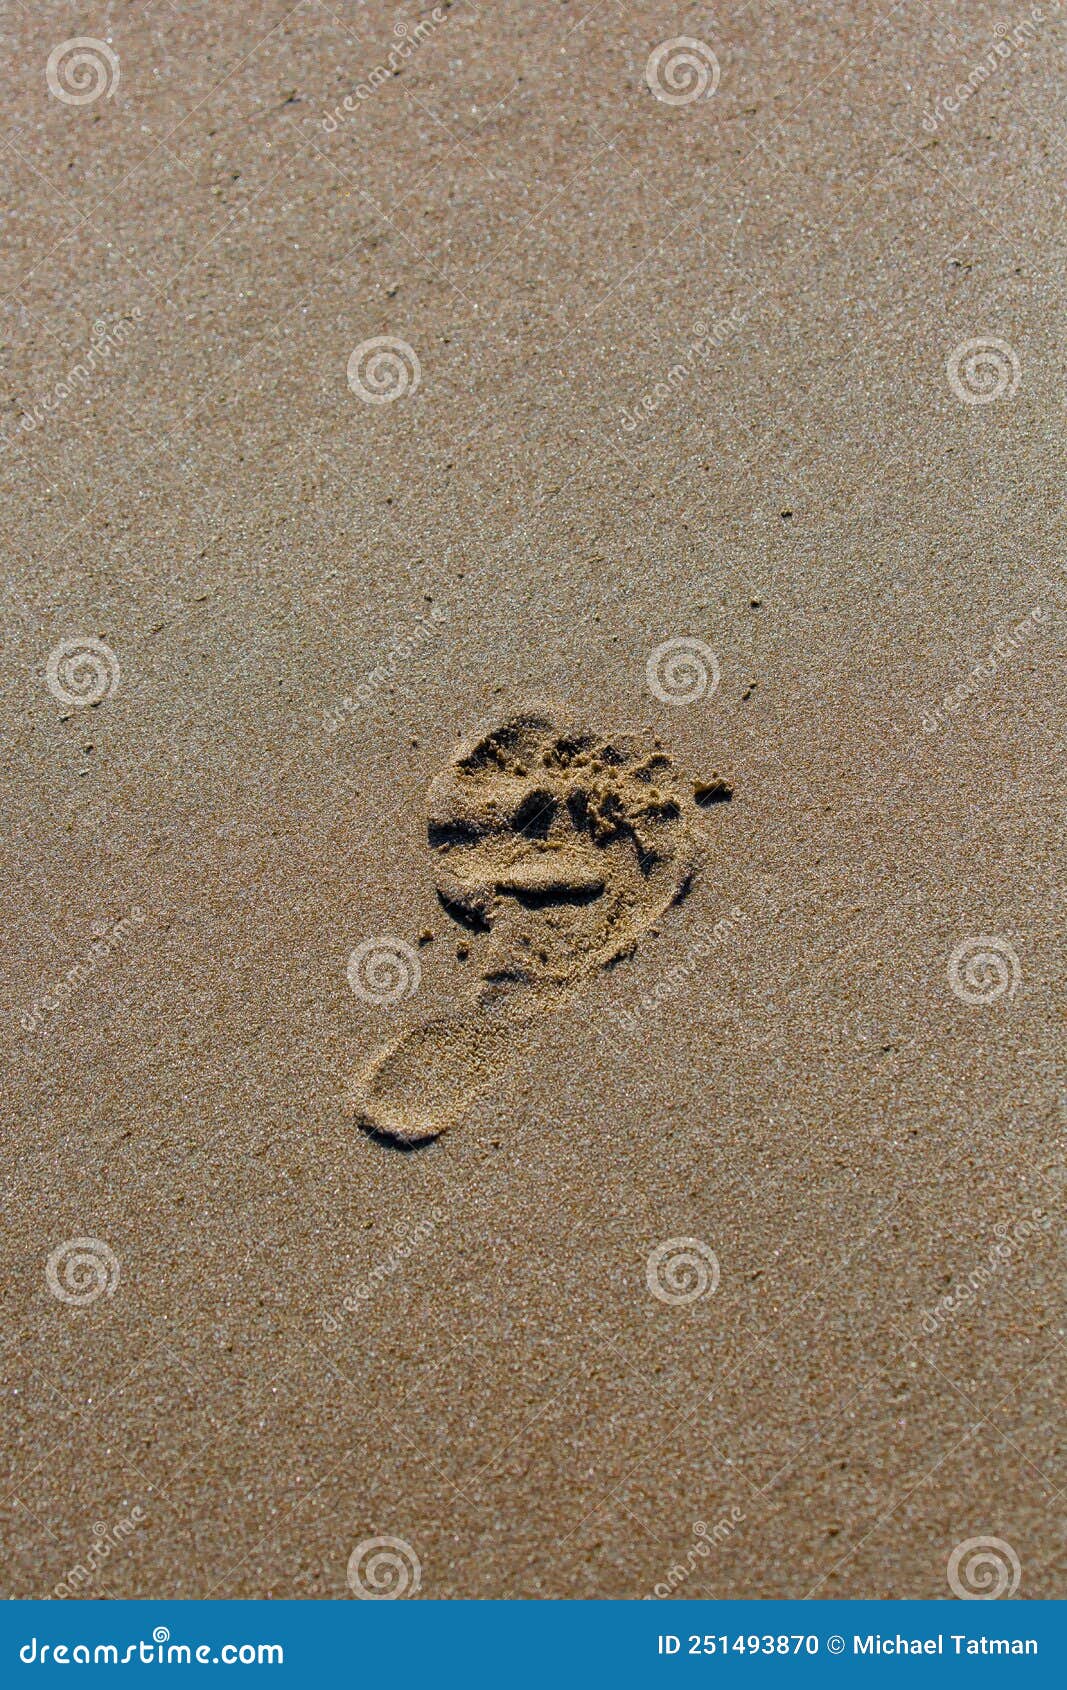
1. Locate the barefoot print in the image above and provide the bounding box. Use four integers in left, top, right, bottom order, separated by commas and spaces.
349, 707, 731, 1144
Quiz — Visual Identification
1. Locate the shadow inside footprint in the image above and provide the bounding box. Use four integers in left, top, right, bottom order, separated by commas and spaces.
350, 1016, 517, 1146
349, 706, 729, 1145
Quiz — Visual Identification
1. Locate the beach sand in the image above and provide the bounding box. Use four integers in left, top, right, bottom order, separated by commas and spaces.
1, 1, 1063, 1599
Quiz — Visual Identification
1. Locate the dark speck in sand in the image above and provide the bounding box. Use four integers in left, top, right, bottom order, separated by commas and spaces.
694, 778, 733, 807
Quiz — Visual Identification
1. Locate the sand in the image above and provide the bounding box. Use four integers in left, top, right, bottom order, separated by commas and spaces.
2, 0, 1063, 1601
351, 705, 715, 1142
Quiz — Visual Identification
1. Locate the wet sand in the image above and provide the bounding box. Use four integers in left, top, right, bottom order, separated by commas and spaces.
1, 2, 1064, 1599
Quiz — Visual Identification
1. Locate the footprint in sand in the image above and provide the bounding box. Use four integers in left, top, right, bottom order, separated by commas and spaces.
349, 706, 732, 1145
